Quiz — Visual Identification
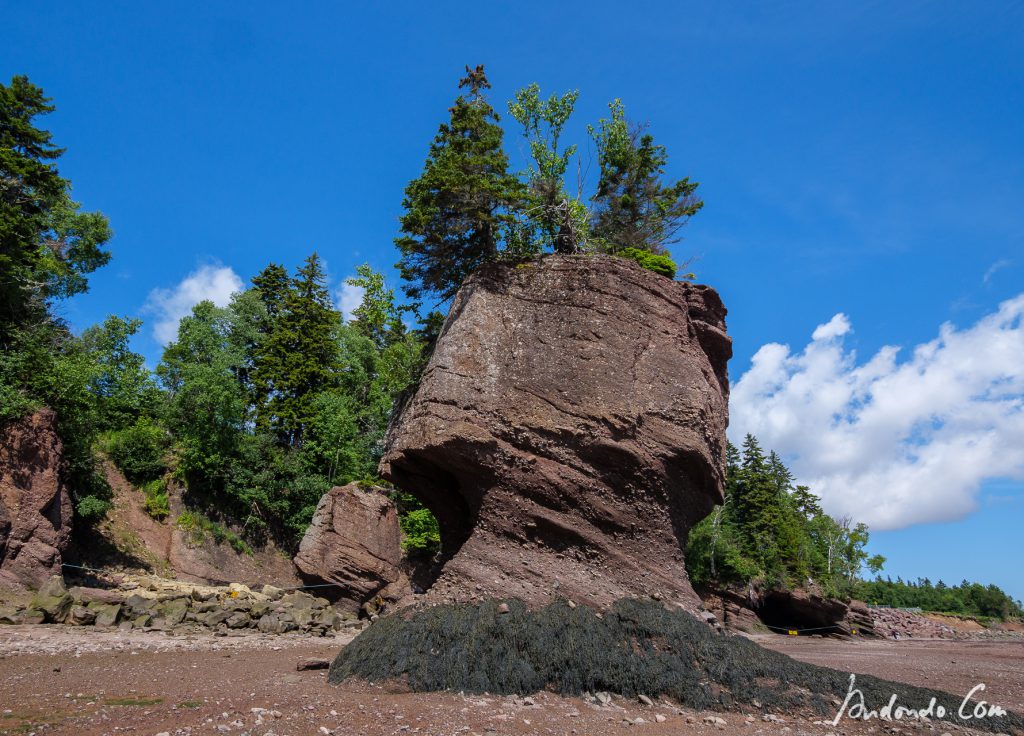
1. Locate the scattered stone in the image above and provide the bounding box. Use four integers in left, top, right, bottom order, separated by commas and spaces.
296, 658, 331, 671
67, 605, 96, 625
638, 694, 654, 706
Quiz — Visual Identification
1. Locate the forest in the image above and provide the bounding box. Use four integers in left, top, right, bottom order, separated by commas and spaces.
1, 69, 1020, 619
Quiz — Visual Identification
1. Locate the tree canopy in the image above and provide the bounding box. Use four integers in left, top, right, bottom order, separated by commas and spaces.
395, 66, 703, 307
0, 75, 111, 342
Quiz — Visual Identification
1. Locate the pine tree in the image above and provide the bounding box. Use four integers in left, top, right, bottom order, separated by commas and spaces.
588, 99, 702, 255
395, 65, 522, 305
246, 263, 291, 416
1, 75, 112, 342
252, 254, 339, 446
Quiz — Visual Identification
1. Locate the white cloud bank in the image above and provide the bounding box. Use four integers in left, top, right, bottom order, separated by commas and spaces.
334, 280, 364, 322
730, 294, 1024, 530
146, 264, 243, 344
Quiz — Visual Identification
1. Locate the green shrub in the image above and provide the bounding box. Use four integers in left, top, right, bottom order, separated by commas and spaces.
76, 494, 111, 521
393, 491, 441, 558
617, 247, 677, 278
141, 478, 170, 520
176, 511, 252, 555
400, 508, 441, 558
105, 418, 169, 484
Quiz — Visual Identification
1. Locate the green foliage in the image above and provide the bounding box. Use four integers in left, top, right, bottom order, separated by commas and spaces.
75, 494, 111, 522
395, 71, 705, 305
617, 247, 677, 278
0, 75, 111, 342
141, 478, 170, 521
508, 83, 586, 253
588, 99, 702, 254
152, 258, 425, 547
250, 253, 339, 446
104, 418, 169, 485
396, 65, 525, 304
687, 436, 884, 598
856, 577, 1023, 620
80, 316, 162, 431
176, 511, 252, 555
393, 492, 440, 558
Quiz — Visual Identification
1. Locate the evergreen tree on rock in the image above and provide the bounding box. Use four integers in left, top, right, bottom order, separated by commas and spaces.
395, 64, 523, 305
588, 99, 702, 254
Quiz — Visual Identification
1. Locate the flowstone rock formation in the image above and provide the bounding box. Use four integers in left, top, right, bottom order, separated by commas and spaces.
0, 409, 72, 589
294, 483, 408, 613
381, 255, 731, 612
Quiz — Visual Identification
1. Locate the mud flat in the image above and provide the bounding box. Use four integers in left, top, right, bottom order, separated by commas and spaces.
1, 624, 1022, 735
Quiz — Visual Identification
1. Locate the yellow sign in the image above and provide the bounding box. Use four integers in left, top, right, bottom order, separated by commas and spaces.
788, 630, 798, 636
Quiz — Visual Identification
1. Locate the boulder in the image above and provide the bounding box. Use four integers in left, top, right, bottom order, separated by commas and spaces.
0, 605, 20, 624
153, 597, 189, 626
380, 256, 731, 611
67, 605, 96, 626
294, 483, 408, 613
225, 611, 251, 628
69, 586, 126, 605
257, 612, 296, 634
18, 609, 45, 625
87, 602, 121, 627
0, 409, 73, 589
30, 575, 73, 622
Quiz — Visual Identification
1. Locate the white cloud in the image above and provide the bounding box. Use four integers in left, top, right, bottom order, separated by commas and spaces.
145, 264, 243, 344
984, 258, 1012, 284
730, 294, 1024, 530
335, 280, 364, 322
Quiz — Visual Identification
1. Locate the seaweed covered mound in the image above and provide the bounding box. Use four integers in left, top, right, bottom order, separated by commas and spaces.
330, 598, 1022, 733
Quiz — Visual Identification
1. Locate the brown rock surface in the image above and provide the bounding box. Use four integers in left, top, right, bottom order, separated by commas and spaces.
381, 255, 731, 611
0, 409, 72, 589
294, 483, 407, 612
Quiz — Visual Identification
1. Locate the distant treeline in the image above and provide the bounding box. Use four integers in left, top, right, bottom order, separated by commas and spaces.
686, 435, 885, 598
686, 437, 1022, 620
856, 577, 1023, 620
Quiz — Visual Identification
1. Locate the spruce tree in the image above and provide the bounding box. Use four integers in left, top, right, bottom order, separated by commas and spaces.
395, 65, 522, 305
247, 263, 291, 416
1, 75, 112, 342
252, 254, 339, 445
588, 99, 702, 254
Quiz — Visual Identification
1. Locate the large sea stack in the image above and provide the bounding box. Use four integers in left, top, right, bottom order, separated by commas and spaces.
380, 255, 731, 612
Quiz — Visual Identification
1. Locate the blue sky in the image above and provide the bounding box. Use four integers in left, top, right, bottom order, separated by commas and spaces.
5, 2, 1022, 600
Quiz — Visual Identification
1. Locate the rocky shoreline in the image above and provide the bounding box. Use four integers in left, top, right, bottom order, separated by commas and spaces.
0, 573, 364, 637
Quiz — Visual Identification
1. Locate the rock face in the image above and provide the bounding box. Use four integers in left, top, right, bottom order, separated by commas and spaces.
381, 255, 731, 611
702, 585, 877, 638
294, 483, 408, 613
0, 410, 72, 589
86, 460, 302, 588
